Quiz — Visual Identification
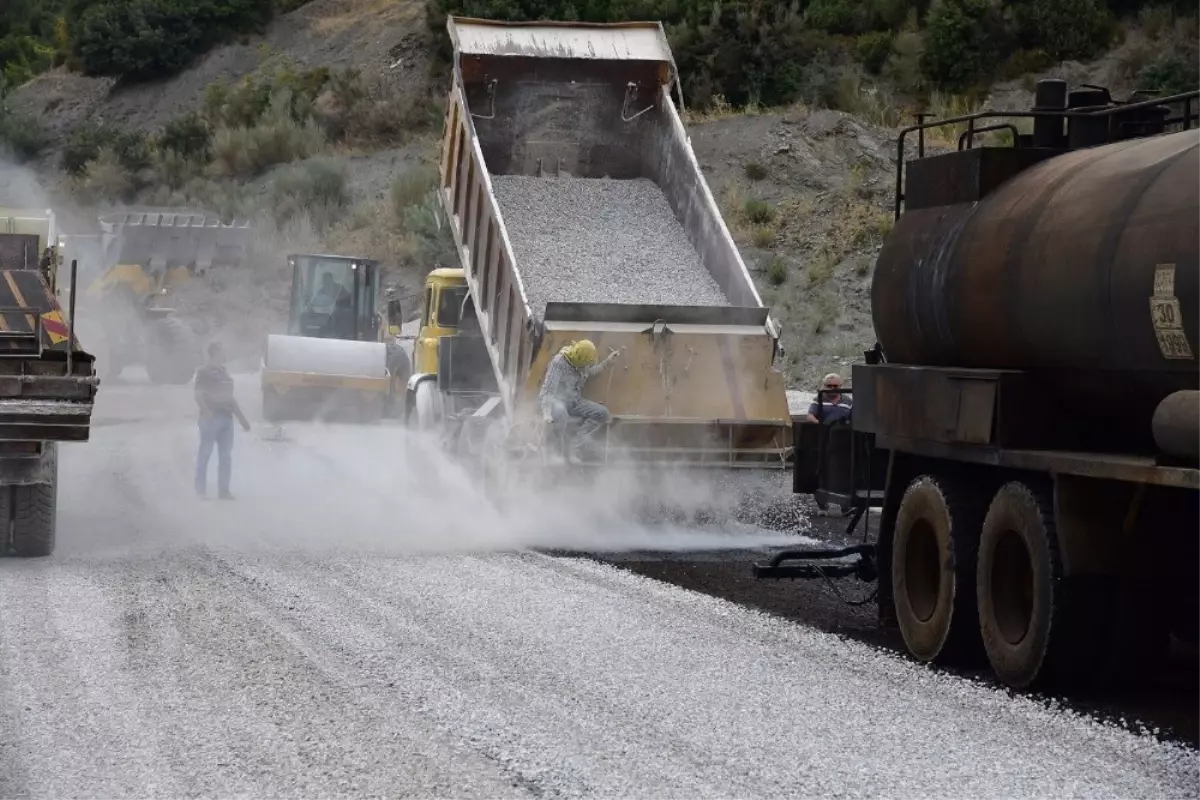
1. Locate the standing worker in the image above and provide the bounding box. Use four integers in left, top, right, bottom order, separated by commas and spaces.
539, 339, 620, 462
194, 342, 251, 500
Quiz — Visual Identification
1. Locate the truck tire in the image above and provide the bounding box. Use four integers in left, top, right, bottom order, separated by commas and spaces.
413, 380, 442, 431
10, 446, 58, 558
891, 474, 987, 665
975, 480, 1065, 690
145, 316, 200, 385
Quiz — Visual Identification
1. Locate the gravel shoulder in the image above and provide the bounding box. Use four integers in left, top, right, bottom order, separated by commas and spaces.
0, 375, 1195, 798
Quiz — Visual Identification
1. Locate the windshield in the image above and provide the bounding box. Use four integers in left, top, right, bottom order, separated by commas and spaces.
437, 285, 469, 328
288, 256, 375, 339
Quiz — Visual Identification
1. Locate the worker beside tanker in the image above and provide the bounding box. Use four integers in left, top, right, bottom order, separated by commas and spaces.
805, 373, 852, 425
806, 372, 853, 516
539, 339, 621, 461
194, 342, 251, 500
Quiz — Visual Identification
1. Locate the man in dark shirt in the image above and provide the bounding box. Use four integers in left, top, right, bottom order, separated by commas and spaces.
194, 342, 250, 499
806, 372, 852, 424
806, 372, 852, 516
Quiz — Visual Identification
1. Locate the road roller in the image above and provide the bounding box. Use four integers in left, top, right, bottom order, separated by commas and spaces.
757, 80, 1200, 692
261, 253, 409, 422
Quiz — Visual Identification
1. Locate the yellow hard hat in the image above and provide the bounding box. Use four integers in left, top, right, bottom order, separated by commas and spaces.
562, 339, 598, 368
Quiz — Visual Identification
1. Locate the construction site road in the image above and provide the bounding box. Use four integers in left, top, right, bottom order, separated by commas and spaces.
0, 372, 1196, 799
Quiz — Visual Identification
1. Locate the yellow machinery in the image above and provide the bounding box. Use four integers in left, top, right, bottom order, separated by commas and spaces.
64, 208, 252, 385
406, 18, 793, 477
406, 268, 470, 428
262, 254, 410, 422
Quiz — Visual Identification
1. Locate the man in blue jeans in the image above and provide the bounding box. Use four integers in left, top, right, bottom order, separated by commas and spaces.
194, 342, 251, 500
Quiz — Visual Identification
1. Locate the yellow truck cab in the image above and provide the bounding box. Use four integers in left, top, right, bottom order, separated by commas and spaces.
406, 267, 475, 428
413, 268, 469, 375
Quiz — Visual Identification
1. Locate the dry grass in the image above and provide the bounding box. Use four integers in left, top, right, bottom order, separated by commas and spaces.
750, 224, 776, 248
312, 0, 423, 35
765, 256, 788, 286
681, 94, 793, 124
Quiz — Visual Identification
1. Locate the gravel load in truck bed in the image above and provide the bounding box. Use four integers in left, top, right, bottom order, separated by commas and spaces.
491, 176, 731, 320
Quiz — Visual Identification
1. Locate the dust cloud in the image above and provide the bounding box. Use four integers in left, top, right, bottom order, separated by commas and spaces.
68, 372, 812, 559
0, 159, 809, 557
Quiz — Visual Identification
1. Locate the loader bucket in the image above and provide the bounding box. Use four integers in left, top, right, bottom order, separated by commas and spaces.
98, 208, 252, 273
519, 302, 792, 468
261, 334, 391, 422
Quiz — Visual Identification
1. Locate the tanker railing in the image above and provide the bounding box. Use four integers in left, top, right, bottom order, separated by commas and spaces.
892, 88, 1200, 219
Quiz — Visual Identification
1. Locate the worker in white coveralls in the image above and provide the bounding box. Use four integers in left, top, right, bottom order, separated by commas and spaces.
538, 339, 620, 462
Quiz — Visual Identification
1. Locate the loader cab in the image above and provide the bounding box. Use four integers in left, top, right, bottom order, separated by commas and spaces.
287, 254, 381, 343
414, 268, 469, 375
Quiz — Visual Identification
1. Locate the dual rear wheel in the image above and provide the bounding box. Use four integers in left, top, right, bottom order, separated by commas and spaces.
891, 472, 1129, 690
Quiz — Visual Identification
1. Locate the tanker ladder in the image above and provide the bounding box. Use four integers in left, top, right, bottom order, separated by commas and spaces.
752, 383, 886, 607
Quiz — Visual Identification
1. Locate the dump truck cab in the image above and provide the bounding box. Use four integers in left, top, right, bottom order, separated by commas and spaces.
414, 268, 470, 375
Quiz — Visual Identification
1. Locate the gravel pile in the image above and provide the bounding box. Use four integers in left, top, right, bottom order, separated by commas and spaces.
491, 176, 730, 320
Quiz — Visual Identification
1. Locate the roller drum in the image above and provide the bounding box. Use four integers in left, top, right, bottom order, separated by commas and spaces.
264, 334, 388, 378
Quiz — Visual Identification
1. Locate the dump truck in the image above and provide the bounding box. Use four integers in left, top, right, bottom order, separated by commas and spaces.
0, 208, 99, 557
404, 17, 792, 508
67, 207, 252, 384
756, 82, 1200, 692
261, 253, 410, 422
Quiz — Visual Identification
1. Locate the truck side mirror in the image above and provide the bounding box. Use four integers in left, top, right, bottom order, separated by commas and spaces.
387, 298, 402, 327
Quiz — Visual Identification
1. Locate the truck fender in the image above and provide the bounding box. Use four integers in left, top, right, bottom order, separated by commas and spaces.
404, 373, 438, 426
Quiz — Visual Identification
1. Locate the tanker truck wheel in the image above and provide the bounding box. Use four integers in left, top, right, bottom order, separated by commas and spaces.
145, 317, 201, 385
891, 473, 987, 666
975, 480, 1067, 690
9, 446, 58, 558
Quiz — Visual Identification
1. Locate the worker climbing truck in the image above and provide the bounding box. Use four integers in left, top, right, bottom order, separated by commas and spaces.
0, 208, 99, 558
406, 17, 793, 511
758, 82, 1199, 692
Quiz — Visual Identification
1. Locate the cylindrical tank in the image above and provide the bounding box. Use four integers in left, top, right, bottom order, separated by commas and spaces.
873, 129, 1199, 449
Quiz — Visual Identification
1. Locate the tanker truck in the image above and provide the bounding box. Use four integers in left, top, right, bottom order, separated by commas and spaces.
405, 17, 793, 513
756, 81, 1200, 692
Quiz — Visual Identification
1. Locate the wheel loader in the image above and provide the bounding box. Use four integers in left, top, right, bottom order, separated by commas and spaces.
261, 253, 410, 422
62, 207, 253, 385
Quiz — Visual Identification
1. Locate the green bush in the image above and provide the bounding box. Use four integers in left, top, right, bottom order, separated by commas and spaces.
62, 122, 150, 175
391, 167, 439, 220
210, 91, 327, 178
158, 112, 213, 162
0, 104, 47, 161
921, 0, 1007, 92
744, 162, 768, 181
765, 256, 788, 286
268, 158, 348, 228
1137, 53, 1200, 95
69, 0, 274, 80
403, 192, 457, 269
805, 0, 873, 34
856, 31, 895, 74
1009, 0, 1114, 61
743, 198, 776, 224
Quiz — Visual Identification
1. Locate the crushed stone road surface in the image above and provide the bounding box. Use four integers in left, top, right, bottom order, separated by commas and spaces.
0, 375, 1196, 799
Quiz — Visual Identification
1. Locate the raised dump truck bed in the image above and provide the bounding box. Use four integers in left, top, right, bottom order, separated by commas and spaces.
427, 16, 790, 468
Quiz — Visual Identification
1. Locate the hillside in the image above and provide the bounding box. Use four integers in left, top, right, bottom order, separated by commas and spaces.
0, 0, 1196, 385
